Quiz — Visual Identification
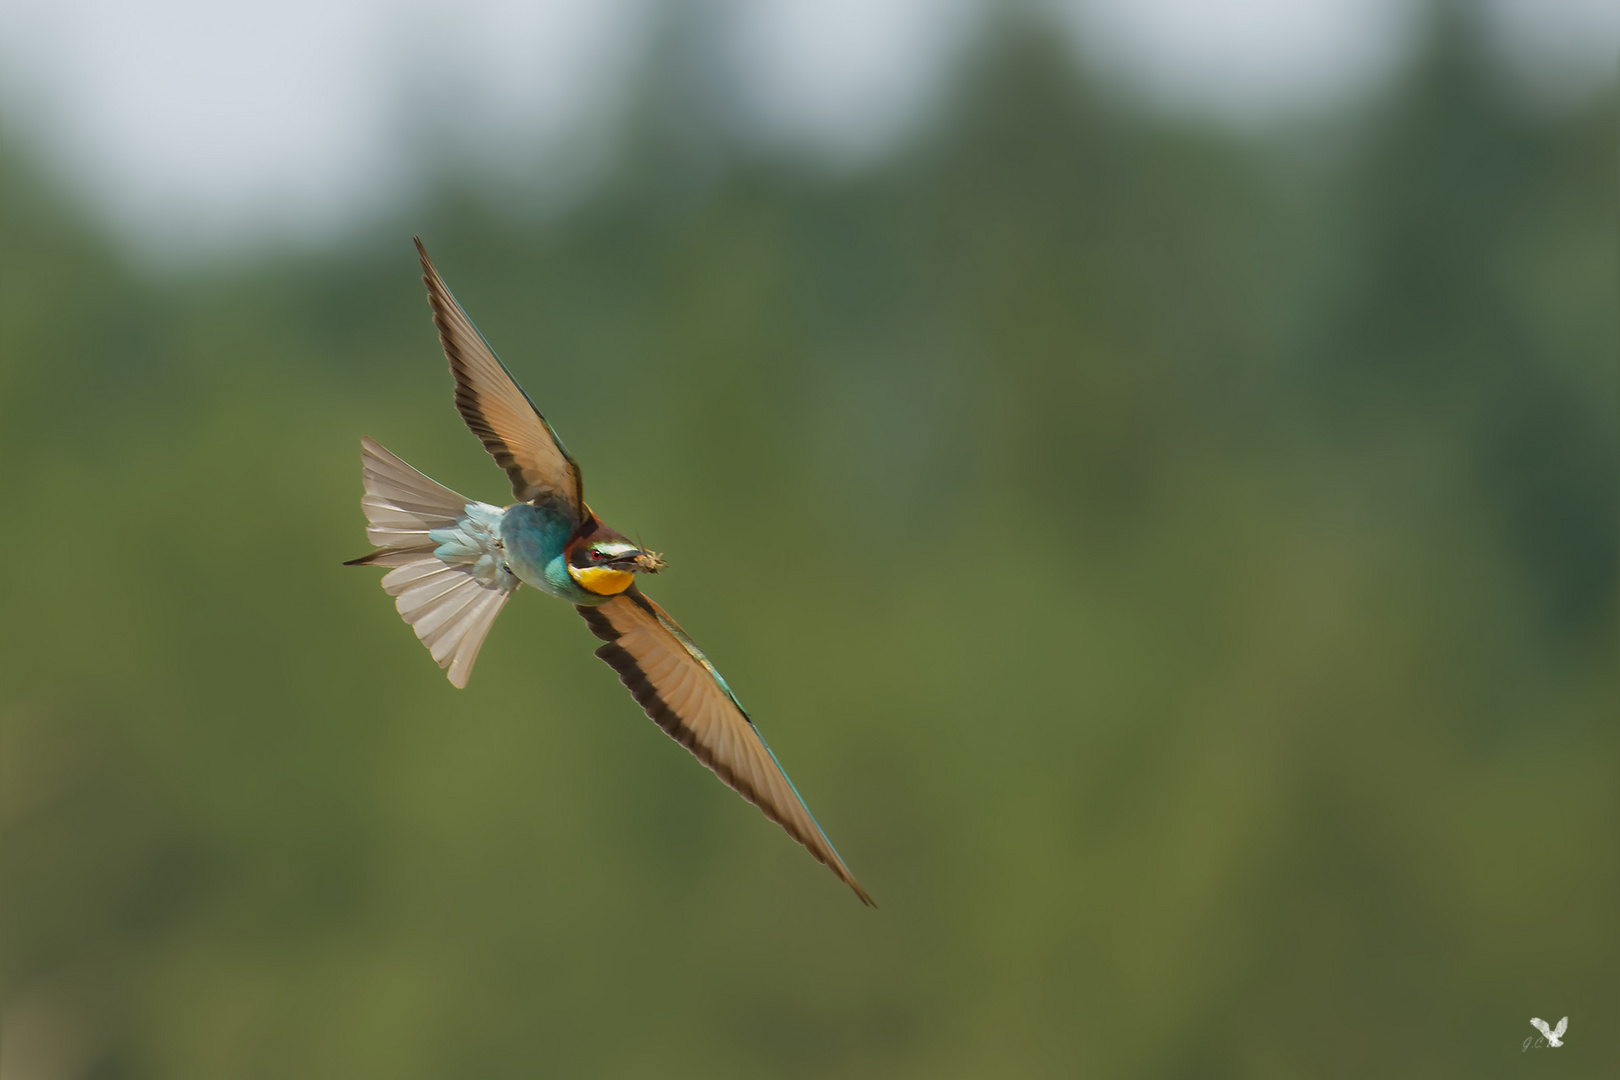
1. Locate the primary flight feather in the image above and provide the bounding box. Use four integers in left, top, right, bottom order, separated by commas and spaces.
347, 239, 873, 906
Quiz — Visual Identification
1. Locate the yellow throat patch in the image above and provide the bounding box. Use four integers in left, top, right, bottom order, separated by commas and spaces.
568, 563, 635, 596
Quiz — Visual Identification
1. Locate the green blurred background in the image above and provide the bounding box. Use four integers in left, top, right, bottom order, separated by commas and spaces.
2, 3, 1615, 1077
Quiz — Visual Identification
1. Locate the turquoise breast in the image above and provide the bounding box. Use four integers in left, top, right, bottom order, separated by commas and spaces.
500, 501, 603, 604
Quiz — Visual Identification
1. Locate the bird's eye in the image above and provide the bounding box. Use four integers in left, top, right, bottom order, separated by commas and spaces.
590, 550, 604, 562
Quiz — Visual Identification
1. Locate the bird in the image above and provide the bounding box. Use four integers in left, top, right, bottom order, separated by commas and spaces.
1529, 1017, 1567, 1047
346, 238, 873, 906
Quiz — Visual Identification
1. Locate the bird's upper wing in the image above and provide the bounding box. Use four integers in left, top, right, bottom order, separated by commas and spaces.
1531, 1019, 1552, 1037
416, 238, 584, 516
1553, 1018, 1567, 1038
577, 588, 873, 905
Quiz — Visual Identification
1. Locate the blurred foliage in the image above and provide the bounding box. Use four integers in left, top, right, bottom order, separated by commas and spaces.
2, 7, 1614, 1079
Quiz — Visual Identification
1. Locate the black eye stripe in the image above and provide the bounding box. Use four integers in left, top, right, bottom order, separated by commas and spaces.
585, 546, 640, 565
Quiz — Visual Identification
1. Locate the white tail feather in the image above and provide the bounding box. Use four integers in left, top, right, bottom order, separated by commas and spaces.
354, 438, 516, 688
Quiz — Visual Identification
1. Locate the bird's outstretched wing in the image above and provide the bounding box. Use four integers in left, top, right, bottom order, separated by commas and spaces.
1553, 1018, 1568, 1038
577, 589, 873, 905
415, 238, 584, 517
1531, 1019, 1553, 1038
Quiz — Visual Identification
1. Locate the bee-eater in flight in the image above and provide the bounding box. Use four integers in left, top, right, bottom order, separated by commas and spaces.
347, 239, 873, 905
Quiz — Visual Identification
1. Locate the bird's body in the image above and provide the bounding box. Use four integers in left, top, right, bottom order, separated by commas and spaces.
1530, 1017, 1567, 1047
347, 239, 872, 905
499, 500, 601, 604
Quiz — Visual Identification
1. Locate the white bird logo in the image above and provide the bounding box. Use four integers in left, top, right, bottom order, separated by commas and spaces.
1529, 1017, 1567, 1047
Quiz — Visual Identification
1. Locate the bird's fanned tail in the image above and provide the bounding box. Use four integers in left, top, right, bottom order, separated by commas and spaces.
346, 437, 517, 688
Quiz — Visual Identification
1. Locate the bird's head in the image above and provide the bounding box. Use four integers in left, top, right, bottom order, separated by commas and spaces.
565, 518, 665, 596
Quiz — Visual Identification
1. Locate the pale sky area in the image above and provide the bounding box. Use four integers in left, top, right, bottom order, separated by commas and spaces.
0, 0, 1613, 258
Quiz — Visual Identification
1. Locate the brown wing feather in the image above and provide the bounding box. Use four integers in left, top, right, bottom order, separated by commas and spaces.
415, 238, 583, 514
578, 590, 874, 906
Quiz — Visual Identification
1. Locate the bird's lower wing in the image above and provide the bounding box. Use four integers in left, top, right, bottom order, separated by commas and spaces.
577, 589, 873, 905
